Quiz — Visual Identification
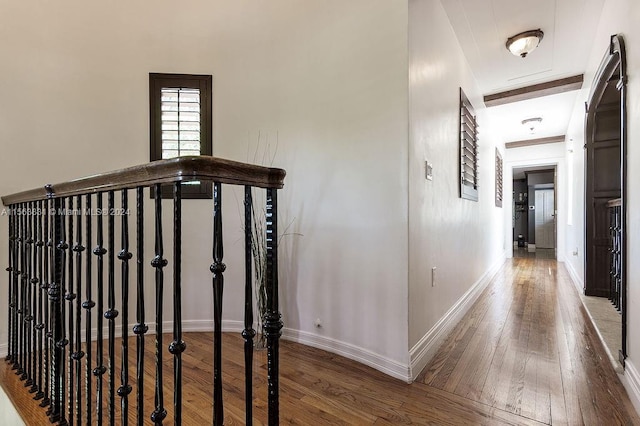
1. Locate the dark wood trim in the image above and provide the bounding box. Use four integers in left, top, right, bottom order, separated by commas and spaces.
495, 148, 503, 207
149, 73, 214, 198
1, 156, 286, 206
505, 135, 566, 149
484, 75, 584, 107
459, 88, 479, 202
584, 34, 627, 361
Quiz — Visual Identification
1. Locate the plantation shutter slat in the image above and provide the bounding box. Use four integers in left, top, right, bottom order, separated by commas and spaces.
459, 88, 479, 201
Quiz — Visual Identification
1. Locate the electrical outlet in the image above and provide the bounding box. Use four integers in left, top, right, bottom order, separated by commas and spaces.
431, 267, 436, 287
314, 318, 322, 328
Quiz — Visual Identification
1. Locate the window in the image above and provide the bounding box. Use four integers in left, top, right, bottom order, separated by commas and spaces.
149, 73, 212, 198
495, 148, 503, 207
459, 88, 479, 201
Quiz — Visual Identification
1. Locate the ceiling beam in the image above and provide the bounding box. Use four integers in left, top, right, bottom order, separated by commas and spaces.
505, 135, 566, 149
484, 75, 584, 107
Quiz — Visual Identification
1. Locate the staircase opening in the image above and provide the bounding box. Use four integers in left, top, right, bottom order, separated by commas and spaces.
584, 34, 627, 365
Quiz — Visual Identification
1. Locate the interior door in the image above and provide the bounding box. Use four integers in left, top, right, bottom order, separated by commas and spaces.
534, 189, 555, 249
586, 81, 621, 297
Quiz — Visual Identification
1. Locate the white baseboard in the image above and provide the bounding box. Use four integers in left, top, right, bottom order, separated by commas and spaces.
408, 254, 506, 381
0, 343, 6, 359
622, 359, 640, 416
281, 327, 410, 382
0, 320, 410, 383
564, 259, 584, 295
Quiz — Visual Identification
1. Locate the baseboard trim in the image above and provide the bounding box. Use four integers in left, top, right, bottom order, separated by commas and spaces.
564, 259, 584, 296
0, 320, 411, 383
0, 343, 6, 359
408, 254, 506, 381
622, 359, 640, 416
282, 328, 410, 382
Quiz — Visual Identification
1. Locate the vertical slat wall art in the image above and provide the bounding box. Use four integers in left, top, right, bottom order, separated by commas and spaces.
459, 87, 479, 202
1, 156, 285, 425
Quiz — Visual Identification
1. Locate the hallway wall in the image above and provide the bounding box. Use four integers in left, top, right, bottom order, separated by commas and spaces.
0, 1, 410, 376
564, 0, 640, 412
407, 0, 506, 378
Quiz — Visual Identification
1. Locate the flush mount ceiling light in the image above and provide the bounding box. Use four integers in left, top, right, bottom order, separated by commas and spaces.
522, 117, 543, 133
506, 29, 544, 58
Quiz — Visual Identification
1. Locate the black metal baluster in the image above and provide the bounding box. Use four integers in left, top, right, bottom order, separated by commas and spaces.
94, 193, 107, 425
118, 190, 133, 425
151, 184, 167, 425
83, 194, 94, 425
30, 202, 39, 395
264, 188, 282, 426
48, 197, 65, 424
72, 195, 85, 426
134, 187, 147, 426
106, 191, 118, 426
59, 198, 69, 426
242, 186, 255, 425
25, 202, 35, 391
12, 208, 21, 373
170, 182, 186, 426
42, 199, 51, 409
18, 205, 26, 379
35, 201, 45, 401
6, 208, 14, 364
11, 208, 20, 371
210, 182, 225, 426
67, 197, 75, 426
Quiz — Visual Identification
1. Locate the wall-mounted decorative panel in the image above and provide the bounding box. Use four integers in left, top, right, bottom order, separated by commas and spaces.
495, 148, 503, 207
459, 88, 479, 201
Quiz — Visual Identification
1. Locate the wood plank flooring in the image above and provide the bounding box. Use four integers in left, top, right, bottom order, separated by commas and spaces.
1, 257, 638, 425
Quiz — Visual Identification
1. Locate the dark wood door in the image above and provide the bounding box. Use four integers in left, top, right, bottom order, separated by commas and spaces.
585, 82, 621, 297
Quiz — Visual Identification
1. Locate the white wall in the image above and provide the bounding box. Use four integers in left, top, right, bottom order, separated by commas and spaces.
564, 0, 640, 412
407, 0, 506, 377
0, 1, 410, 376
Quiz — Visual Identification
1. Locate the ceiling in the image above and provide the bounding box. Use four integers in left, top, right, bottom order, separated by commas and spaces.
441, 0, 606, 143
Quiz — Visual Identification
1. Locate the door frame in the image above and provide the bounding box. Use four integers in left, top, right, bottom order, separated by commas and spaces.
584, 34, 627, 363
505, 160, 563, 260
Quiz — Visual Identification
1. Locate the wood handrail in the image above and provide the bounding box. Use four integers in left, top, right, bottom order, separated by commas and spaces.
607, 198, 622, 208
1, 156, 286, 206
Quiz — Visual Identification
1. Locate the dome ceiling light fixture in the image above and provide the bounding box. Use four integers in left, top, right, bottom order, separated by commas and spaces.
522, 117, 543, 134
506, 29, 544, 58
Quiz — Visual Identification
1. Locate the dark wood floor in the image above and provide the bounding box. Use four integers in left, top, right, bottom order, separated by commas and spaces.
1, 257, 638, 425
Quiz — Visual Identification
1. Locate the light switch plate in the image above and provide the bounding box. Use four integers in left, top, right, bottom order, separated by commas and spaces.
425, 160, 433, 181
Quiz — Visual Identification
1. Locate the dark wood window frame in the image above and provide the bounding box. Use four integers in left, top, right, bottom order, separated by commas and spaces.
495, 148, 503, 207
459, 88, 479, 201
150, 73, 213, 198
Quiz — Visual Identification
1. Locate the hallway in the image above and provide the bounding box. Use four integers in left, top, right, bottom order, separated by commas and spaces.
419, 257, 639, 425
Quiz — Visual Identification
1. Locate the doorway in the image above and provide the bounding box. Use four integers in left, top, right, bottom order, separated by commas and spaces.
512, 167, 557, 258
584, 34, 627, 363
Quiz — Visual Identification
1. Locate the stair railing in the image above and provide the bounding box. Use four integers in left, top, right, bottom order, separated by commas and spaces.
2, 156, 285, 425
